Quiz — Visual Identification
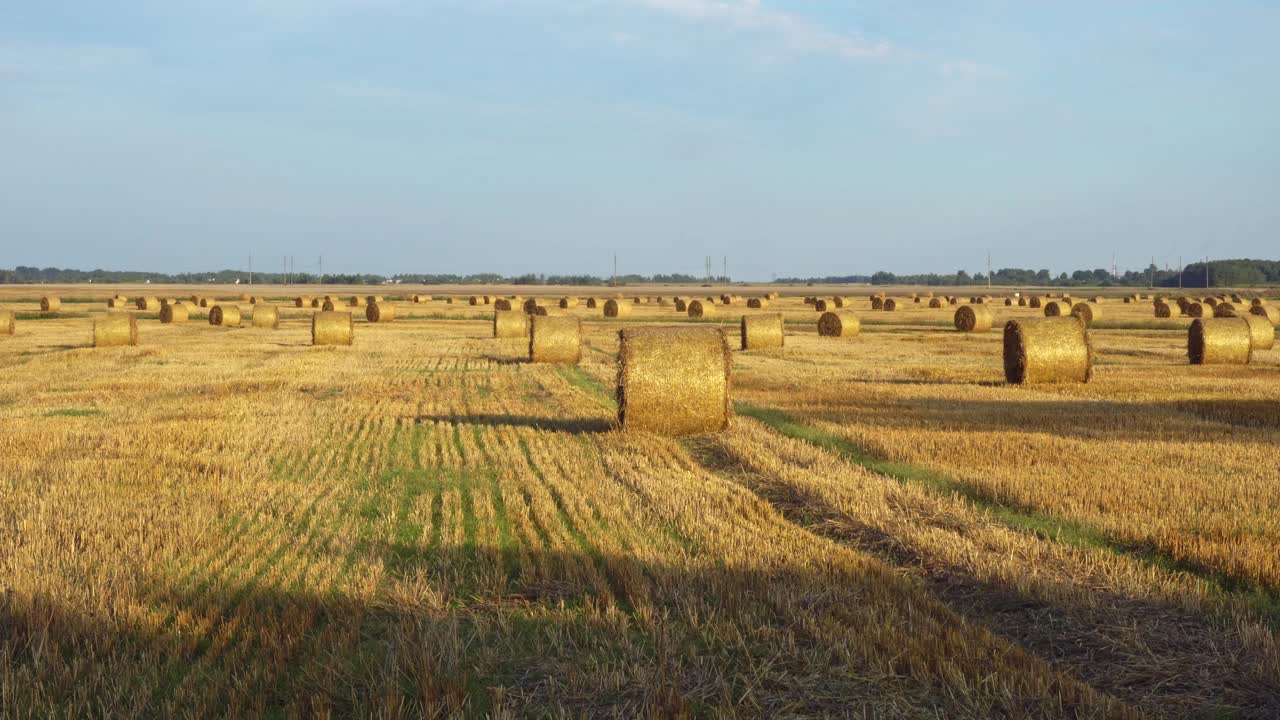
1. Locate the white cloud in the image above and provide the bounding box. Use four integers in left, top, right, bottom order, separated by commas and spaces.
638, 0, 890, 60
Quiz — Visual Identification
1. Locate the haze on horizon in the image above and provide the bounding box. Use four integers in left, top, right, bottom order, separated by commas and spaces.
2, 1, 1277, 282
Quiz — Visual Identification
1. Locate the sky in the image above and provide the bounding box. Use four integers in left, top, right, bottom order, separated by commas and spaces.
1, 1, 1277, 280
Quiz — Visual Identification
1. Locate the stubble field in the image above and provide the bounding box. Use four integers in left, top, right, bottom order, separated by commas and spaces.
1, 285, 1278, 719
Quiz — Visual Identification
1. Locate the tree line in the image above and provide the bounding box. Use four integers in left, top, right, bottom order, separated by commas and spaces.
779, 259, 1280, 288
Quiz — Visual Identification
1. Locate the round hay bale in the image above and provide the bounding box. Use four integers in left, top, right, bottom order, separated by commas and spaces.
559, 297, 580, 309
687, 300, 716, 318
929, 298, 944, 309
1043, 300, 1071, 317
747, 297, 769, 309
493, 310, 529, 338
1203, 297, 1219, 307
719, 294, 733, 305
367, 295, 384, 305
348, 296, 365, 307
870, 296, 885, 310
1154, 301, 1175, 319
1249, 304, 1280, 325
366, 302, 396, 323
1070, 302, 1102, 326
412, 294, 429, 303
883, 298, 899, 311
494, 298, 516, 311
1230, 294, 1243, 303
312, 311, 353, 346
446, 297, 455, 304
914, 296, 923, 304
817, 311, 860, 338
740, 313, 783, 350
586, 298, 600, 309
814, 299, 831, 312
3, 309, 16, 335
159, 303, 189, 324
522, 298, 541, 314
973, 297, 987, 305
1004, 318, 1092, 384
209, 304, 241, 327
310, 298, 323, 308
107, 296, 130, 309
1188, 318, 1251, 365
1004, 298, 1014, 306
253, 304, 279, 329
321, 298, 339, 311
1017, 297, 1027, 307
1251, 298, 1267, 308
1090, 296, 1104, 304
482, 296, 492, 305
949, 297, 959, 305
954, 305, 993, 332
295, 296, 312, 308
94, 313, 138, 347
1186, 302, 1210, 318
603, 299, 632, 318
674, 298, 688, 312
1244, 314, 1275, 351
532, 306, 558, 316
833, 297, 851, 308
1028, 296, 1043, 309
617, 326, 730, 436
768, 292, 780, 300
40, 297, 61, 312
1213, 302, 1244, 318
469, 296, 480, 306
239, 293, 251, 302
1176, 297, 1190, 312
529, 315, 581, 364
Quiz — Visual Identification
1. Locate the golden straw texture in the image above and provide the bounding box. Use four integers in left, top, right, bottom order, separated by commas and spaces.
559, 297, 580, 309
159, 303, 189, 324
295, 296, 312, 308
817, 311, 860, 338
493, 310, 529, 338
1243, 314, 1275, 351
747, 298, 769, 309
94, 313, 138, 347
349, 296, 365, 307
1003, 318, 1093, 384
883, 298, 899, 311
209, 305, 241, 327
1250, 304, 1280, 325
312, 311, 353, 346
617, 326, 731, 435
1212, 302, 1245, 318
954, 305, 993, 332
740, 313, 784, 350
2, 309, 14, 336
40, 297, 61, 312
529, 315, 581, 364
687, 300, 716, 318
366, 302, 396, 323
1188, 318, 1251, 365
1042, 301, 1071, 317
252, 305, 279, 329
603, 300, 632, 318
1070, 302, 1102, 326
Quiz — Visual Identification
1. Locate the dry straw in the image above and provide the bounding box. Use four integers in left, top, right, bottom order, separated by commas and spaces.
1028, 296, 1042, 309
159, 303, 189, 324
617, 326, 730, 435
1250, 304, 1280, 325
1070, 302, 1102, 326
239, 293, 251, 302
531, 306, 557, 316
469, 295, 481, 306
817, 310, 860, 337
310, 298, 323, 308
929, 298, 944, 308
586, 298, 600, 309
41, 297, 61, 312
493, 310, 529, 338
687, 300, 716, 318
1154, 301, 1175, 319
833, 296, 851, 308
522, 298, 541, 314
366, 295, 384, 305
295, 296, 312, 308
366, 302, 396, 323
747, 297, 769, 309
94, 313, 138, 347
870, 296, 885, 310
674, 298, 688, 312
1018, 297, 1027, 306
1003, 318, 1093, 384
253, 305, 280, 329
349, 296, 365, 307
107, 297, 129, 309
322, 298, 339, 311
740, 313, 784, 350
209, 305, 241, 327
1212, 302, 1244, 318
883, 298, 900, 311
529, 315, 581, 364
604, 299, 632, 318
559, 297, 580, 309
312, 311, 353, 346
3, 309, 15, 336
814, 299, 831, 312
1188, 318, 1252, 365
1004, 298, 1014, 306
1042, 300, 1071, 317
1244, 314, 1275, 351
494, 298, 516, 311
954, 305, 993, 332
1186, 302, 1209, 318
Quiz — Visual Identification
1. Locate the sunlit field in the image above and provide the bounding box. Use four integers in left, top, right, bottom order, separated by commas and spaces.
2, 285, 1278, 718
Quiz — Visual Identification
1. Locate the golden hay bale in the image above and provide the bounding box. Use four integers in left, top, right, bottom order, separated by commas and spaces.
367, 295, 384, 305
687, 300, 716, 318
94, 313, 138, 347
40, 297, 61, 312
295, 296, 312, 308
1203, 297, 1219, 307
1070, 302, 1102, 326
1154, 301, 1175, 319
3, 309, 15, 336
1250, 304, 1280, 325
1212, 302, 1244, 318
1176, 297, 1190, 312
604, 299, 632, 318
833, 296, 851, 308
883, 298, 900, 311
483, 295, 492, 304
559, 297, 580, 309
586, 298, 600, 309
740, 313, 783, 350
253, 304, 279, 329
1018, 297, 1027, 307
914, 296, 923, 304
312, 311, 353, 346
1230, 294, 1243, 303
1090, 296, 1104, 304
617, 326, 730, 436
719, 294, 733, 304
747, 297, 769, 309
412, 294, 428, 303
1004, 318, 1092, 384
1186, 302, 1210, 318
494, 298, 516, 311
532, 306, 558, 316
954, 305, 993, 332
107, 296, 130, 309
520, 298, 540, 314
529, 315, 581, 364
1244, 314, 1275, 351
817, 310, 860, 337
1188, 318, 1251, 365
814, 299, 831, 312
949, 297, 959, 305
1251, 298, 1267, 308
322, 298, 339, 311
1042, 300, 1071, 317
1028, 296, 1042, 309
209, 304, 241, 327
1004, 298, 1014, 306
493, 310, 529, 338
870, 296, 885, 310
310, 298, 324, 308
349, 296, 365, 307
159, 303, 189, 324
768, 292, 780, 300
674, 298, 688, 312
239, 293, 251, 302
366, 302, 396, 323
973, 296, 987, 305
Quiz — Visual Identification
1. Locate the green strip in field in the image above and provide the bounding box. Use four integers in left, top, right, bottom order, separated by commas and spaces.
15, 311, 91, 320
44, 407, 104, 417
736, 402, 1280, 623
556, 366, 617, 411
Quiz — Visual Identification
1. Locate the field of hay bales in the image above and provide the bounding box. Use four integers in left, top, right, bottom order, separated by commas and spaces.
2, 285, 1279, 718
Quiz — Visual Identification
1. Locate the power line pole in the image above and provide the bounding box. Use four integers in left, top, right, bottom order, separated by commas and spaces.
723, 256, 727, 283
705, 256, 711, 283
1149, 256, 1154, 289
986, 251, 992, 288
249, 254, 253, 287
1178, 256, 1183, 290
318, 255, 323, 285
612, 253, 617, 287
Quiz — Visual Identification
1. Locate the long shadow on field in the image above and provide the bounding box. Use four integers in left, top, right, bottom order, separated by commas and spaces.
415, 413, 614, 434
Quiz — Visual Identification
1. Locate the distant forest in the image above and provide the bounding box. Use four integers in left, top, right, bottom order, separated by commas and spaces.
2, 259, 1277, 288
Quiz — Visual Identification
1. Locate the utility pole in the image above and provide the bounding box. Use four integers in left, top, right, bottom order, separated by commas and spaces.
1205, 256, 1210, 289
705, 256, 712, 283
1111, 251, 1117, 279
1178, 256, 1183, 290
319, 255, 323, 285
986, 251, 992, 288
723, 256, 727, 284
612, 253, 617, 287
249, 254, 253, 287
1149, 256, 1154, 289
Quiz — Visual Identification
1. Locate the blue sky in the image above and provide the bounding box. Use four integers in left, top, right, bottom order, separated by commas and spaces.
2, 1, 1277, 279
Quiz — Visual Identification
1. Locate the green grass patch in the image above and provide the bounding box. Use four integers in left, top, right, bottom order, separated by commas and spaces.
736, 402, 1280, 623
16, 312, 90, 320
556, 367, 616, 411
44, 408, 103, 418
